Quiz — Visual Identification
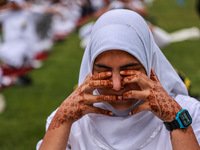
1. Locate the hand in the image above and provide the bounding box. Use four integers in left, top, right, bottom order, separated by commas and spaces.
121, 68, 182, 122
49, 72, 121, 130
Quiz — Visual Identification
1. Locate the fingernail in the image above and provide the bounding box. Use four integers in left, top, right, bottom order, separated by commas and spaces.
117, 96, 122, 101
107, 72, 112, 75
120, 71, 124, 74
109, 112, 113, 116
129, 111, 133, 115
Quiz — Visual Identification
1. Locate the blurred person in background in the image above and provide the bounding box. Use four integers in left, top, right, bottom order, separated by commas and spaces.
0, 0, 68, 86
0, 0, 45, 86
0, 0, 36, 85
92, 0, 200, 49
50, 0, 82, 42
0, 1, 35, 69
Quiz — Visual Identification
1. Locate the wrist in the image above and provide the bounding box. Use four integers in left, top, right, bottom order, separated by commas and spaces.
163, 107, 182, 122
164, 109, 192, 131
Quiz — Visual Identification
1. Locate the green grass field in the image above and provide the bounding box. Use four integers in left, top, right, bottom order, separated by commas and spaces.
0, 0, 200, 149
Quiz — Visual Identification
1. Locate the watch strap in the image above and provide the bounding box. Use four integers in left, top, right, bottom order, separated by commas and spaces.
164, 120, 180, 131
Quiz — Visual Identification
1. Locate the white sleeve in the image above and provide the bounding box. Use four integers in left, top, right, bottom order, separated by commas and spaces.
176, 95, 200, 144
45, 108, 58, 131
190, 99, 200, 144
36, 108, 73, 150
0, 10, 10, 23
36, 108, 58, 150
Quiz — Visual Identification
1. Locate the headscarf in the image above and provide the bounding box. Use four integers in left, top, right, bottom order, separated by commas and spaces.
78, 9, 188, 97
76, 9, 188, 149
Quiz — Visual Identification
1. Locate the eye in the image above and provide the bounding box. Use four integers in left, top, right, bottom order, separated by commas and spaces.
96, 69, 110, 74
94, 68, 112, 74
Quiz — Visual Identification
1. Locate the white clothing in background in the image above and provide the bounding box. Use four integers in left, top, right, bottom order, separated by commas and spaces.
0, 10, 34, 68
51, 4, 76, 36
152, 26, 172, 48
109, 1, 125, 9
8, 0, 25, 5
36, 95, 200, 150
26, 4, 54, 53
0, 36, 2, 49
78, 21, 94, 49
0, 10, 28, 41
90, 0, 107, 11
152, 26, 200, 49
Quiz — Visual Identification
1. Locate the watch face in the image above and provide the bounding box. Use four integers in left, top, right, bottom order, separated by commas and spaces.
179, 110, 192, 127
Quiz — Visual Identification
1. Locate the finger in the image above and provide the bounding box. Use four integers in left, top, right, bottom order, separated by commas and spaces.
150, 68, 161, 86
88, 106, 113, 116
120, 70, 139, 76
92, 71, 112, 80
121, 70, 153, 89
120, 70, 152, 82
123, 75, 149, 90
123, 90, 148, 101
129, 102, 150, 115
83, 80, 112, 93
84, 94, 122, 105
89, 80, 112, 88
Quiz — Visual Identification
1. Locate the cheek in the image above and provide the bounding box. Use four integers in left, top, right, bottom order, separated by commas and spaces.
127, 83, 141, 91
92, 70, 97, 76
139, 68, 147, 76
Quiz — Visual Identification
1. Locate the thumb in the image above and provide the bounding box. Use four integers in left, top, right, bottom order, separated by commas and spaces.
150, 68, 162, 86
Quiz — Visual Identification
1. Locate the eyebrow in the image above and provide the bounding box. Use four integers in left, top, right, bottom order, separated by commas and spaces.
94, 64, 112, 69
94, 63, 141, 69
120, 63, 141, 69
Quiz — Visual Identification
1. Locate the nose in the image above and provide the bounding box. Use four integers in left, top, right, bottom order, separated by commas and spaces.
112, 72, 123, 91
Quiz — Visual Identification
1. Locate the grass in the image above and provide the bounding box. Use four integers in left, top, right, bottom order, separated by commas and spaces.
0, 33, 84, 150
149, 0, 200, 95
0, 0, 200, 149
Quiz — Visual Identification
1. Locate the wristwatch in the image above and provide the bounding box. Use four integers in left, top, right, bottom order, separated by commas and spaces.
164, 109, 192, 131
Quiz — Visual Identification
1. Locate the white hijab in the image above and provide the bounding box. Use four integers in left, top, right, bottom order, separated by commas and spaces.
79, 9, 188, 97
77, 9, 188, 149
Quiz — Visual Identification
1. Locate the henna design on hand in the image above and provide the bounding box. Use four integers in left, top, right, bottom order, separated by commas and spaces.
122, 69, 182, 122
49, 86, 87, 130
147, 69, 182, 122
48, 72, 119, 130
147, 85, 181, 122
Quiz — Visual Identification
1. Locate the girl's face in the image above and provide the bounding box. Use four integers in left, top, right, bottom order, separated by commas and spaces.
93, 50, 147, 110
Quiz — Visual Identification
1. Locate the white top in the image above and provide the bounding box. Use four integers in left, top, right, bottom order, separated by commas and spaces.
0, 10, 30, 41
37, 94, 200, 150
37, 9, 199, 150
